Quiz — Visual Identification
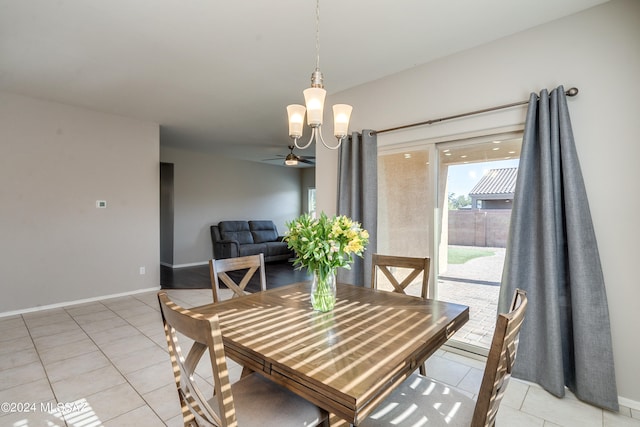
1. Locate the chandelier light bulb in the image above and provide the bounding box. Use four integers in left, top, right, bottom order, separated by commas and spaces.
333, 104, 352, 138
303, 87, 326, 127
286, 104, 306, 139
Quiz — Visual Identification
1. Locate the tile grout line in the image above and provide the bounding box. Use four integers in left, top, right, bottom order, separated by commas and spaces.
21, 312, 70, 427
61, 301, 138, 424
59, 300, 168, 425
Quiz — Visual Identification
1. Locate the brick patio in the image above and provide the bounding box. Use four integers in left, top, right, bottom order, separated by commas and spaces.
437, 246, 505, 349
437, 279, 500, 349
376, 246, 505, 351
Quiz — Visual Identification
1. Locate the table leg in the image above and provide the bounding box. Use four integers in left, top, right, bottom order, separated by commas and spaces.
240, 365, 254, 378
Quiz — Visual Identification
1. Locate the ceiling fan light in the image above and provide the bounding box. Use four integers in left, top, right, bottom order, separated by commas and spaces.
287, 104, 306, 138
333, 104, 352, 138
284, 153, 299, 166
303, 87, 326, 127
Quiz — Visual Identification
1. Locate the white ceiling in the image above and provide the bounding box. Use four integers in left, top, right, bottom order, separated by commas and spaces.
0, 0, 608, 165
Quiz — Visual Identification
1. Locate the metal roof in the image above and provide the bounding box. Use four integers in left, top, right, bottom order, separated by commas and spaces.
469, 167, 518, 195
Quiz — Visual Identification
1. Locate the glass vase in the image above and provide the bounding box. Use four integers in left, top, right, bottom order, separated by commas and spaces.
310, 269, 337, 312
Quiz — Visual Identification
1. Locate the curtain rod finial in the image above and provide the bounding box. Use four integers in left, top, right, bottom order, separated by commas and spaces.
566, 87, 579, 97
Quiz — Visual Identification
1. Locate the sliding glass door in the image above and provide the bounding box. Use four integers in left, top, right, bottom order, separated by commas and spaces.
436, 136, 521, 353
377, 133, 521, 354
377, 148, 434, 296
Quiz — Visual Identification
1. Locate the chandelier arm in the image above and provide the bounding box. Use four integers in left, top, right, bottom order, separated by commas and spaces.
317, 127, 343, 150
293, 131, 315, 150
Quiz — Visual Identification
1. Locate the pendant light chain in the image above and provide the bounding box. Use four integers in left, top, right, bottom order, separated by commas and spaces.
315, 0, 321, 71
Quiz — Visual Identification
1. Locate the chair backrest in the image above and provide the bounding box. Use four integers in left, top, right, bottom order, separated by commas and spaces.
157, 291, 237, 427
472, 288, 528, 427
370, 254, 431, 299
209, 253, 267, 302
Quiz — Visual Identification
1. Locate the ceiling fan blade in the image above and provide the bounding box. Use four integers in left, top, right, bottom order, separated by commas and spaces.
263, 145, 315, 166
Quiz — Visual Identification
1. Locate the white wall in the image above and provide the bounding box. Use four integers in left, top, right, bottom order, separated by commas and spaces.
317, 0, 640, 404
160, 146, 303, 265
0, 92, 160, 313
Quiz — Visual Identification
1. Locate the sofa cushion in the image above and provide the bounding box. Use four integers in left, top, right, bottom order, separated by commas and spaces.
249, 221, 279, 243
252, 230, 278, 243
238, 243, 267, 257
219, 221, 254, 245
264, 241, 291, 258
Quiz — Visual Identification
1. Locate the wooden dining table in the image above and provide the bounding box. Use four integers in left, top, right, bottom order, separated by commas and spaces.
191, 281, 469, 426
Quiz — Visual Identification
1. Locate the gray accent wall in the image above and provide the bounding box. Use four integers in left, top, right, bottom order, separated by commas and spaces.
160, 146, 303, 266
0, 92, 160, 313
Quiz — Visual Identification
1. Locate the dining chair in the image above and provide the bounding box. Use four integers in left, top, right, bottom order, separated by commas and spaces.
370, 253, 431, 374
361, 288, 528, 427
158, 291, 329, 427
209, 253, 267, 303
370, 254, 431, 299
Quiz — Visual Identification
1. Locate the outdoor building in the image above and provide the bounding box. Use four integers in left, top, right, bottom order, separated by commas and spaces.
469, 167, 517, 210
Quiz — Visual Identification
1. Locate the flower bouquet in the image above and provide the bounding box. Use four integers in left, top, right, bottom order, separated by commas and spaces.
285, 213, 369, 311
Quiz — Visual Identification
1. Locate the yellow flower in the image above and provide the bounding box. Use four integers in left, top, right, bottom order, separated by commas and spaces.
346, 240, 363, 253
284, 212, 369, 271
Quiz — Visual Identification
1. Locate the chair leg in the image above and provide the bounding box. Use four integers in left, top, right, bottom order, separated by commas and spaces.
419, 363, 426, 376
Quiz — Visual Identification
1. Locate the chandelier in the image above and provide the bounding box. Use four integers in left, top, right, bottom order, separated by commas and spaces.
286, 0, 352, 150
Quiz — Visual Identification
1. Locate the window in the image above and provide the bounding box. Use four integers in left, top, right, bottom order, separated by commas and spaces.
308, 188, 316, 218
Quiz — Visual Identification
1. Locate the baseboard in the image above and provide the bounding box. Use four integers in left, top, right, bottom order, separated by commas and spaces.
619, 396, 640, 411
169, 261, 209, 269
0, 286, 161, 318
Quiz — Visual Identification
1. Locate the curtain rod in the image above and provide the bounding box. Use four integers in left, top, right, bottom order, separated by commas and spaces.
374, 87, 579, 135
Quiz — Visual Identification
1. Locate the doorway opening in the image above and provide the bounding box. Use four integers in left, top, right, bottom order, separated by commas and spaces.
160, 162, 174, 267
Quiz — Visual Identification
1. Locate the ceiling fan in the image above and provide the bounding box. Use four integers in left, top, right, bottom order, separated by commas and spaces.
264, 145, 315, 166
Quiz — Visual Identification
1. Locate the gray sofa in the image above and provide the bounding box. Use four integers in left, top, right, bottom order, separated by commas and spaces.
210, 220, 293, 262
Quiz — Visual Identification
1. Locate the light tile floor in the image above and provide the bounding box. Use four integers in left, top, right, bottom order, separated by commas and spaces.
0, 288, 638, 426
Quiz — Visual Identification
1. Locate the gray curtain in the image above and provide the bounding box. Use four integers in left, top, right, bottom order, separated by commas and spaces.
499, 86, 618, 411
337, 130, 377, 287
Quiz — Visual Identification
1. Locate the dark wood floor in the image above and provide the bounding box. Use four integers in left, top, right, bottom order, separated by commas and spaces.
160, 260, 312, 291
